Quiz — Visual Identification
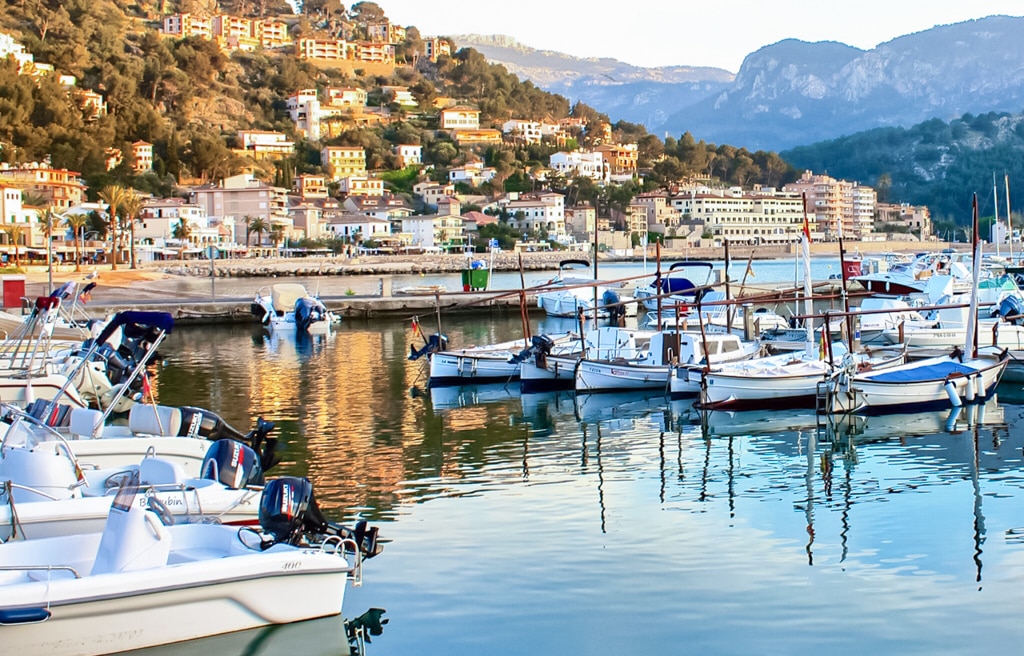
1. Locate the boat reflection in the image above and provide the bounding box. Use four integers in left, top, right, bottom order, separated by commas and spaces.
123, 608, 386, 656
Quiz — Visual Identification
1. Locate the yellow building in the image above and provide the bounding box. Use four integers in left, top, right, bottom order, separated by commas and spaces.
321, 146, 367, 179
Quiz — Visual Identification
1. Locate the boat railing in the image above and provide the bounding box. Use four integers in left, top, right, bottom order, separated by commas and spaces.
0, 564, 81, 579
2, 480, 65, 503
320, 535, 362, 586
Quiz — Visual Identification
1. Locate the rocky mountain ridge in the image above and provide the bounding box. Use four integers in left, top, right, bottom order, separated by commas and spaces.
459, 16, 1024, 150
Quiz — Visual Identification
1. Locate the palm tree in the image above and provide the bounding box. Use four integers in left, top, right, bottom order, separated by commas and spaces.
242, 214, 255, 247
4, 224, 25, 267
247, 216, 269, 249
97, 185, 127, 270
120, 191, 145, 269
64, 213, 89, 272
270, 224, 284, 250
172, 218, 193, 242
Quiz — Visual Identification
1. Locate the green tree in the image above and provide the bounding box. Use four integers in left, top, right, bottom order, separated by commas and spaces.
64, 213, 90, 272
97, 185, 128, 270
248, 216, 269, 247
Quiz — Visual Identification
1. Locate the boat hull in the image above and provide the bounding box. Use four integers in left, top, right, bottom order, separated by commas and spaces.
575, 360, 669, 393
519, 355, 578, 392
0, 552, 348, 656
698, 364, 831, 410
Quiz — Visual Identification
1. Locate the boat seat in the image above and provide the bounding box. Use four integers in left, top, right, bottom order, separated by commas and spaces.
91, 509, 172, 575
69, 408, 104, 438
24, 400, 75, 428
139, 457, 187, 486
129, 404, 183, 437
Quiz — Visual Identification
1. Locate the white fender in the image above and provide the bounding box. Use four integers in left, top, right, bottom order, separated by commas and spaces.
945, 380, 963, 407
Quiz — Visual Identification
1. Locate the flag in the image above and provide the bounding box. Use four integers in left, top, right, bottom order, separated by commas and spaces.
745, 260, 755, 279
141, 370, 152, 398
819, 326, 827, 360
411, 317, 421, 336
78, 292, 91, 303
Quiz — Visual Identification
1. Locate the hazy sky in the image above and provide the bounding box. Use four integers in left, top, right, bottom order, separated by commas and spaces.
377, 0, 1023, 72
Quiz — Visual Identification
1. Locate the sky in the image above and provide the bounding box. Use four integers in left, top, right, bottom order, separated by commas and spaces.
375, 0, 1024, 72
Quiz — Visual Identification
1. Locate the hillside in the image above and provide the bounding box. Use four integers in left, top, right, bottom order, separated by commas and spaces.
781, 110, 1024, 223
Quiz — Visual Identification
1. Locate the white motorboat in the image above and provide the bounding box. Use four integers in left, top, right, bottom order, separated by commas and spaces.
518, 327, 650, 392
851, 250, 976, 296
576, 331, 762, 393
4, 400, 276, 477
251, 283, 338, 334
425, 332, 578, 386
823, 347, 1008, 414
0, 475, 380, 656
666, 334, 766, 397
0, 435, 278, 541
536, 259, 635, 320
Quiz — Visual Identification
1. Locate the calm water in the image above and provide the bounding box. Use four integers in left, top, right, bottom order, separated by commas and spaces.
139, 313, 1024, 656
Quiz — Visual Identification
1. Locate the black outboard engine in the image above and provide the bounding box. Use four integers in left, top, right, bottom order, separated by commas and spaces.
509, 334, 556, 365
200, 439, 265, 489
294, 297, 324, 333
409, 333, 448, 361
177, 407, 250, 441
258, 477, 382, 558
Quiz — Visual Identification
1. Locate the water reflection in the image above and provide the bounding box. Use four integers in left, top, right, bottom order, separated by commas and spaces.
152, 323, 1024, 655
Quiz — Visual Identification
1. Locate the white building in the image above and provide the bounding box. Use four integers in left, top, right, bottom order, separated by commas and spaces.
449, 162, 496, 187
549, 151, 606, 182
502, 192, 568, 242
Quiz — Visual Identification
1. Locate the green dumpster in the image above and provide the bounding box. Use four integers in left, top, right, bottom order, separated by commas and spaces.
461, 268, 489, 291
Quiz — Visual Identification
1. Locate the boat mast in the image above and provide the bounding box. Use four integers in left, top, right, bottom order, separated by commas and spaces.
801, 193, 815, 359
965, 194, 981, 358
993, 172, 1000, 258
1006, 173, 1014, 262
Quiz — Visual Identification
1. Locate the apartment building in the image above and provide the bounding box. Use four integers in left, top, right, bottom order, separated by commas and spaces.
138, 198, 209, 243
784, 170, 878, 240
671, 187, 807, 245
161, 13, 213, 39
423, 37, 452, 62
0, 163, 86, 211
354, 42, 395, 64
291, 174, 329, 200
321, 146, 367, 179
593, 143, 638, 180
298, 37, 350, 60
235, 131, 294, 160
440, 107, 480, 131
413, 182, 455, 210
366, 21, 407, 44
338, 175, 384, 197
187, 173, 289, 246
502, 191, 567, 241
132, 141, 153, 173
324, 87, 368, 107
549, 151, 606, 181
633, 192, 682, 235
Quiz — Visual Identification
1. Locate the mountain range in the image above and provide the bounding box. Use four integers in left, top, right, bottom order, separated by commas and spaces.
456, 15, 1024, 152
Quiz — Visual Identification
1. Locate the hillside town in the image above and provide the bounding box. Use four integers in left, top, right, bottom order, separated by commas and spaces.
0, 10, 942, 267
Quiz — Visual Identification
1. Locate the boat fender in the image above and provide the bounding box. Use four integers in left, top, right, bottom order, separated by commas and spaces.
0, 608, 51, 625
974, 374, 985, 399
944, 380, 963, 407
964, 375, 976, 402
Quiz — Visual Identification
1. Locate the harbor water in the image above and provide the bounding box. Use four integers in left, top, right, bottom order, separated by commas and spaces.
128, 309, 1024, 656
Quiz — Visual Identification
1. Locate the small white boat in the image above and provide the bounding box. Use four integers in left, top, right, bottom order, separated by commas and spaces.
251, 283, 338, 334
667, 334, 766, 397
518, 327, 650, 392
0, 476, 379, 656
576, 331, 762, 393
427, 332, 578, 386
0, 435, 278, 541
696, 345, 905, 411
823, 347, 1009, 414
536, 259, 635, 319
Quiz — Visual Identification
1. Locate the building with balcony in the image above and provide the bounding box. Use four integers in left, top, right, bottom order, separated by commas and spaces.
321, 146, 367, 179
0, 163, 86, 211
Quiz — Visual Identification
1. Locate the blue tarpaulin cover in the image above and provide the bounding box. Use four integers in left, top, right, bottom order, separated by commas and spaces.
866, 360, 976, 383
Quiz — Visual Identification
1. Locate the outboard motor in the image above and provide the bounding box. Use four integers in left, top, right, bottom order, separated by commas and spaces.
294, 297, 324, 333
509, 334, 556, 365
200, 439, 265, 489
998, 296, 1024, 324
259, 477, 381, 558
602, 289, 625, 324
250, 302, 269, 324
409, 333, 448, 361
